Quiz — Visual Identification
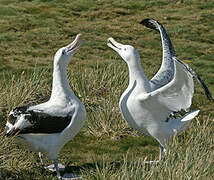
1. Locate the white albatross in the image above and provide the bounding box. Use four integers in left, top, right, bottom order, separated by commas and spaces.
4, 34, 86, 179
107, 33, 204, 162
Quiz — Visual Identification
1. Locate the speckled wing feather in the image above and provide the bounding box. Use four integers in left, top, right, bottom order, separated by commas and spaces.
140, 18, 176, 91
140, 18, 212, 100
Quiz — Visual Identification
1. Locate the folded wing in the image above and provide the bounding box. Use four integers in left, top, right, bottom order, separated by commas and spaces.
5, 106, 73, 136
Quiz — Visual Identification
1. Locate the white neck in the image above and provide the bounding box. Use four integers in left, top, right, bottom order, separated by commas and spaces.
50, 63, 75, 102
127, 58, 151, 93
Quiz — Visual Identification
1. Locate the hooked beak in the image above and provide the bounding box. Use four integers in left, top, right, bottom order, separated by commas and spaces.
66, 33, 86, 53
107, 37, 123, 53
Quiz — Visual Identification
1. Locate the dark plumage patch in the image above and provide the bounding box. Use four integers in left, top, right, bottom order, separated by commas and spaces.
140, 18, 160, 32
8, 106, 29, 125
8, 114, 17, 125
140, 18, 176, 56
8, 106, 72, 134
21, 110, 72, 134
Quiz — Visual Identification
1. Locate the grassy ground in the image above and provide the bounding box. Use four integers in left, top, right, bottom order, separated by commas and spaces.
0, 0, 213, 179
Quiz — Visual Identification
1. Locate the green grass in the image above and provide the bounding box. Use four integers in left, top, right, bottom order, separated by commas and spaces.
0, 0, 213, 179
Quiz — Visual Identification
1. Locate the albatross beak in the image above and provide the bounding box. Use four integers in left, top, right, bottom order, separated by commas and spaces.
107, 37, 123, 53
67, 34, 86, 53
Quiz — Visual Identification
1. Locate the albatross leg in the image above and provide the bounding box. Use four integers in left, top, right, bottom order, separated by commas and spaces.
38, 152, 65, 172
39, 152, 47, 168
46, 163, 65, 172
159, 145, 167, 161
143, 145, 166, 164
53, 159, 62, 179
38, 152, 64, 172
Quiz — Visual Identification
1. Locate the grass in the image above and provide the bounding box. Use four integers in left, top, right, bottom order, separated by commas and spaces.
0, 0, 213, 179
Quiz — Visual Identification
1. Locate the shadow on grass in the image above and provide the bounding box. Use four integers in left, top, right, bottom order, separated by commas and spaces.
63, 159, 144, 174
62, 159, 154, 177
0, 168, 24, 180
63, 162, 97, 174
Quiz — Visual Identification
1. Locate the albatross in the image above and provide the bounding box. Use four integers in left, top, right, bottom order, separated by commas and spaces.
107, 20, 211, 162
4, 34, 86, 179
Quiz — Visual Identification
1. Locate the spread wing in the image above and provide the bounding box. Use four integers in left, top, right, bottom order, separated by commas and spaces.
174, 57, 212, 100
138, 60, 194, 121
140, 18, 176, 91
140, 18, 212, 100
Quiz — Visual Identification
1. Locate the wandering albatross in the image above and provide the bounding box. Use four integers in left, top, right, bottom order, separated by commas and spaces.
4, 34, 86, 179
107, 22, 211, 162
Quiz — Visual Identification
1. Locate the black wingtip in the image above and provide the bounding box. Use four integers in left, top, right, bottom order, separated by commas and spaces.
197, 76, 213, 101
140, 18, 160, 32
174, 57, 213, 101
140, 18, 152, 25
187, 68, 213, 101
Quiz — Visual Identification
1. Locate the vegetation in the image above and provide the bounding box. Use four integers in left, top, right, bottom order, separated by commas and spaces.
0, 0, 213, 179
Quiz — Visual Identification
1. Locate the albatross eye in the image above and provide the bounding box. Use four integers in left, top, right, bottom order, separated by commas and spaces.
62, 49, 65, 55
124, 48, 127, 51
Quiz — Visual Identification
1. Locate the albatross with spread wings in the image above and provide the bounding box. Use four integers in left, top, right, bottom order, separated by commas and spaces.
107, 19, 212, 162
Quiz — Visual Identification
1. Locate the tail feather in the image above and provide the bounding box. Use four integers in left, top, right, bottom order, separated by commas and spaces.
174, 57, 213, 100
167, 110, 199, 136
181, 109, 200, 122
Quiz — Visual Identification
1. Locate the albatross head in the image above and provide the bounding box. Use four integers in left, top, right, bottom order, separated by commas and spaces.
54, 34, 85, 67
107, 37, 140, 63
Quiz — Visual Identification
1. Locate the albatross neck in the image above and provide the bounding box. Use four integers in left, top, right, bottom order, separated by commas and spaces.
50, 64, 75, 102
127, 59, 151, 93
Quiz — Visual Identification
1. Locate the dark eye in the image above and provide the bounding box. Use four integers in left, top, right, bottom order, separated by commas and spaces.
62, 50, 65, 55
124, 48, 126, 51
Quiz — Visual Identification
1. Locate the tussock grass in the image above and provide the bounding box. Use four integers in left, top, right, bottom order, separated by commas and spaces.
0, 135, 39, 179
0, 69, 50, 112
82, 116, 214, 179
0, 0, 213, 179
70, 63, 131, 138
0, 65, 213, 179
